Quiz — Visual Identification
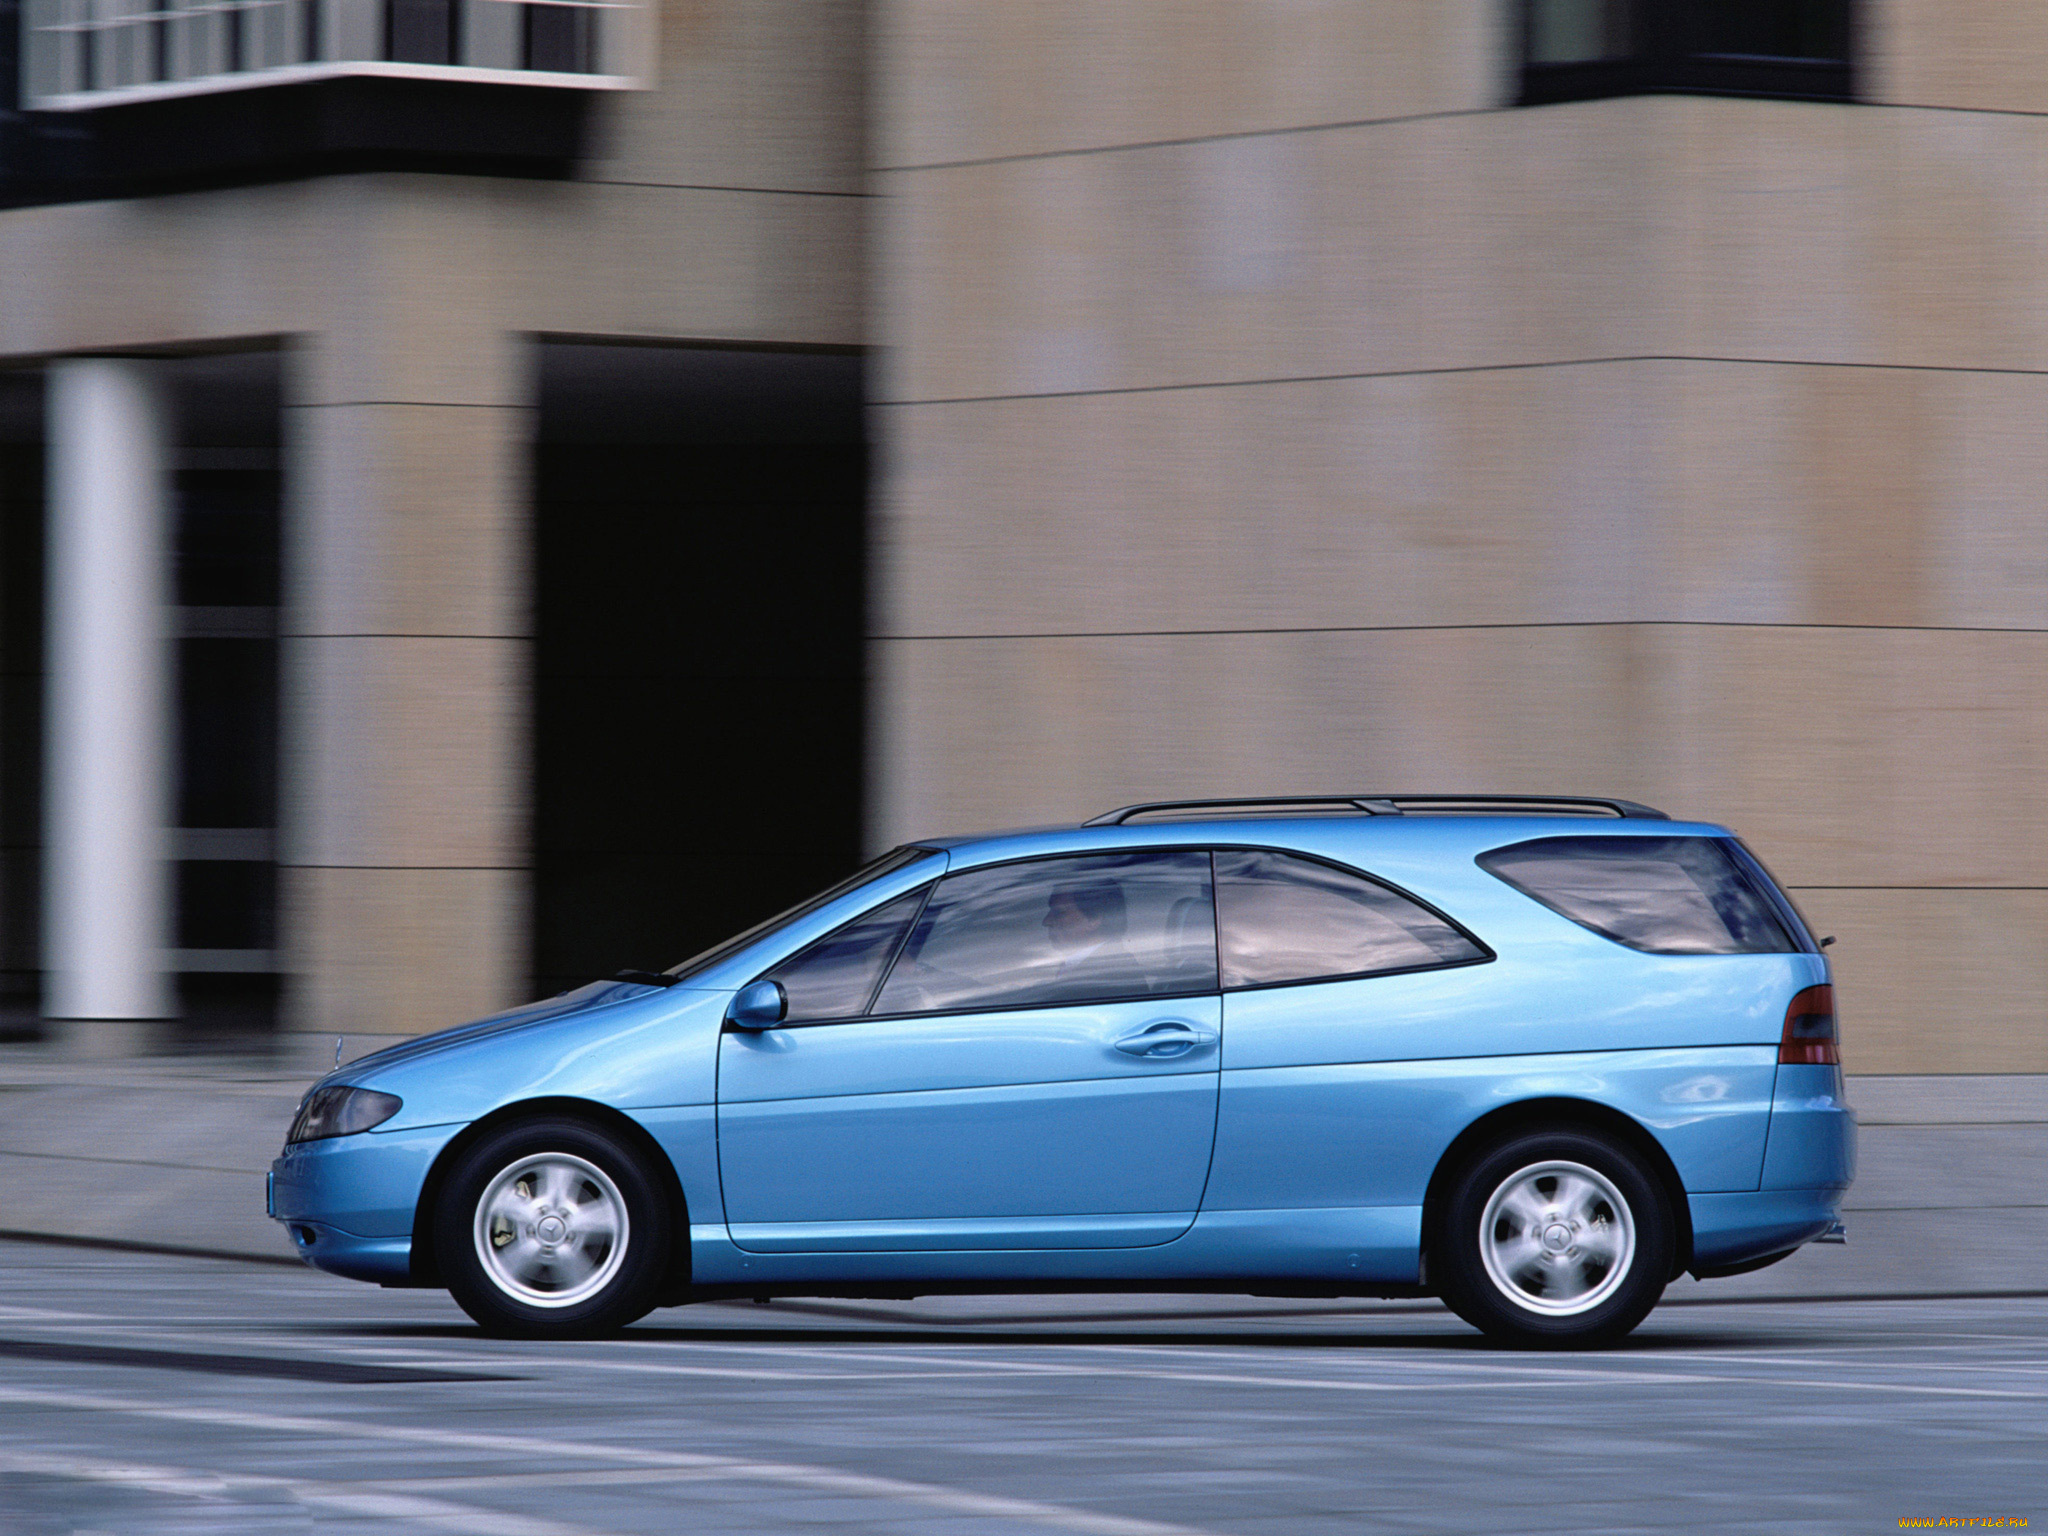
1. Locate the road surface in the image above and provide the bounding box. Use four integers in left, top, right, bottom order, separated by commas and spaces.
0, 1238, 2040, 1533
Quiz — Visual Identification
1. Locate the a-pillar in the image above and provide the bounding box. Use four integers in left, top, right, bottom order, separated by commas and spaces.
43, 358, 176, 1052
280, 328, 532, 1060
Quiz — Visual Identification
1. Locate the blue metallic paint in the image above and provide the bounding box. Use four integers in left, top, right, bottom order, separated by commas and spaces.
348, 987, 728, 1132
1208, 1046, 1780, 1213
683, 1205, 1425, 1287
724, 1213, 1203, 1253
1761, 1063, 1856, 1190
1218, 946, 1819, 1070
271, 1123, 458, 1238
1690, 1188, 1844, 1267
717, 998, 1219, 1103
279, 1223, 415, 1285
718, 996, 1222, 1250
269, 812, 1856, 1299
627, 1103, 725, 1226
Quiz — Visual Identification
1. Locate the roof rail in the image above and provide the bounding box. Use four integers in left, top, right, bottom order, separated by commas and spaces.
1082, 794, 1669, 826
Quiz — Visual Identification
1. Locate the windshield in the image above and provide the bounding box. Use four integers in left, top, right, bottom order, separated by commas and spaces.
664, 846, 938, 983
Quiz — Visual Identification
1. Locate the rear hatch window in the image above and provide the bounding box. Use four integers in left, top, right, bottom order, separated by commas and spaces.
1476, 835, 1815, 955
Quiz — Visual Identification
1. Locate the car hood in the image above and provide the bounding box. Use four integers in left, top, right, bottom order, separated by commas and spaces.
337, 979, 684, 1076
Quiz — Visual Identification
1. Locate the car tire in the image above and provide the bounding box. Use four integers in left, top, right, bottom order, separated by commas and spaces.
1435, 1126, 1673, 1349
438, 1117, 671, 1338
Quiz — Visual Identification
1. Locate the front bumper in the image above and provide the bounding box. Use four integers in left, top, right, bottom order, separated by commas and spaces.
268, 1121, 462, 1284
273, 1219, 416, 1284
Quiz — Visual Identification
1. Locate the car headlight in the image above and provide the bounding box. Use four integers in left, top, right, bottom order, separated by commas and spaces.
287, 1085, 403, 1144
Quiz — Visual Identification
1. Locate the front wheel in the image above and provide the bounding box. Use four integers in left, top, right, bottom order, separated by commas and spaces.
438, 1118, 670, 1337
1436, 1127, 1673, 1349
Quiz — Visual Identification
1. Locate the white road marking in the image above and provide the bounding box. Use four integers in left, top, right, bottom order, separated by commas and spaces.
0, 1385, 1224, 1536
0, 1303, 101, 1321
1084, 1338, 2048, 1385
54, 1320, 2048, 1384
0, 1322, 1025, 1381
421, 1360, 986, 1382
387, 1336, 2048, 1401
585, 1343, 1687, 1392
559, 1337, 2048, 1400
617, 1339, 1198, 1374
18, 1316, 2048, 1404
1605, 1351, 2048, 1380
376, 1467, 783, 1491
0, 1447, 620, 1536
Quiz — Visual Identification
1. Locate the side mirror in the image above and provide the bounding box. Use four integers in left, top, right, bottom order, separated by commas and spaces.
726, 978, 787, 1031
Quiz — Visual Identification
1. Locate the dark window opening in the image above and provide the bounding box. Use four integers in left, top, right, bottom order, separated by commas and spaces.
177, 860, 277, 950
0, 354, 282, 1045
1519, 0, 1854, 105
0, 370, 43, 1040
524, 3, 596, 73
177, 465, 280, 609
387, 0, 458, 65
169, 352, 284, 1043
532, 343, 868, 999
176, 636, 277, 830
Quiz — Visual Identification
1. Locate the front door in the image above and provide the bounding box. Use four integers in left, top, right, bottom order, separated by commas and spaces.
717, 849, 1222, 1252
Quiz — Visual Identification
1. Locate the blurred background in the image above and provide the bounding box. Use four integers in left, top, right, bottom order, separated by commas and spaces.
0, 2, 2042, 1284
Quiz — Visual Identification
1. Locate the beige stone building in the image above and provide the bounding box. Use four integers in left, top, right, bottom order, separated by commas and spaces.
1, 0, 2043, 1095
0, 1, 869, 1056
872, 0, 2048, 1082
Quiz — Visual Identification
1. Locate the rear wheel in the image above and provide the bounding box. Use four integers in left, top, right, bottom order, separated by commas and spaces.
1436, 1127, 1673, 1348
438, 1117, 670, 1337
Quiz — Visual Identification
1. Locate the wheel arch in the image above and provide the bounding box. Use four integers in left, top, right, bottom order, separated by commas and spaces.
1420, 1097, 1694, 1283
410, 1096, 692, 1301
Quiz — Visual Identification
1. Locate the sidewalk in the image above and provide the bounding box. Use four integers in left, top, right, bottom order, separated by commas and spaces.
2, 1042, 2043, 1298
0, 1045, 313, 1264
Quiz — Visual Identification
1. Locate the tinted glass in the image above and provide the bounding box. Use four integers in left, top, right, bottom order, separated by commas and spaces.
1691, 0, 1849, 60
1526, 0, 1632, 64
759, 884, 931, 1023
872, 852, 1217, 1014
667, 845, 935, 982
1477, 835, 1801, 954
1214, 850, 1488, 988
1729, 838, 1820, 951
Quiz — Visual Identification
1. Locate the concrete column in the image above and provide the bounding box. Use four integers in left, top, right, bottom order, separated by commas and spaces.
43, 358, 175, 1033
278, 328, 532, 1056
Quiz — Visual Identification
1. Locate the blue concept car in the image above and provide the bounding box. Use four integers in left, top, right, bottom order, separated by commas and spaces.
270, 794, 1854, 1347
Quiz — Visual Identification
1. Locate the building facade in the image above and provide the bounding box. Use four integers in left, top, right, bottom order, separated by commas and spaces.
0, 0, 869, 1056
873, 0, 2048, 1078
2, 0, 2042, 1084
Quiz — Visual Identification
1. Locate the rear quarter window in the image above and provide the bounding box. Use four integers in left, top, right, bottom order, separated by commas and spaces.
1476, 835, 1809, 955
1214, 849, 1489, 987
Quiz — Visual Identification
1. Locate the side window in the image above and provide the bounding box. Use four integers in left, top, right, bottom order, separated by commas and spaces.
1477, 835, 1801, 955
1214, 849, 1488, 988
871, 851, 1217, 1015
758, 885, 931, 1023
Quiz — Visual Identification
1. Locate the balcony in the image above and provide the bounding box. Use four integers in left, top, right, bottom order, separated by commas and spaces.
4, 0, 644, 205
22, 0, 643, 110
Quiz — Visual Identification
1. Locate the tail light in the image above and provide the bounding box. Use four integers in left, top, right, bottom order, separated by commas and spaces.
1779, 984, 1838, 1066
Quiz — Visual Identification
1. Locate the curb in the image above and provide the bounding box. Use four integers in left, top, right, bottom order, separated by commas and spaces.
0, 1229, 303, 1269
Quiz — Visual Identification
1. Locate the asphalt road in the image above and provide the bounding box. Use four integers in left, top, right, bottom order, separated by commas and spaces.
0, 1239, 2040, 1534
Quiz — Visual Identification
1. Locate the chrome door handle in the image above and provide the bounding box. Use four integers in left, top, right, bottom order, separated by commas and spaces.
1112, 1021, 1215, 1058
